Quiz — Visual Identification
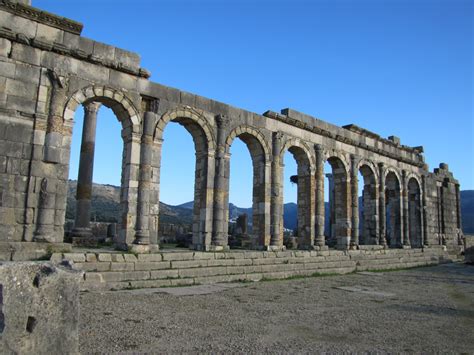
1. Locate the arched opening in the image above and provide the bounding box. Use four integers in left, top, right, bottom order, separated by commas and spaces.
158, 122, 196, 249
227, 130, 269, 249
408, 177, 422, 248
283, 151, 297, 248
155, 114, 212, 250
324, 156, 350, 249
282, 145, 314, 249
228, 139, 253, 249
385, 171, 402, 247
63, 94, 137, 247
358, 164, 378, 245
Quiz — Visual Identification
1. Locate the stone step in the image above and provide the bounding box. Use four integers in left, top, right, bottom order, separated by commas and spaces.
54, 247, 455, 291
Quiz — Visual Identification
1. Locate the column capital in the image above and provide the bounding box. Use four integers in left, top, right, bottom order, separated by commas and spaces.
84, 102, 101, 115
148, 98, 160, 114
272, 131, 284, 154
215, 114, 229, 129
47, 68, 69, 90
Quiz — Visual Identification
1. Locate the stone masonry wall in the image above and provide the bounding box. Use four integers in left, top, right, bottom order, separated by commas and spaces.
53, 247, 454, 291
0, 0, 463, 253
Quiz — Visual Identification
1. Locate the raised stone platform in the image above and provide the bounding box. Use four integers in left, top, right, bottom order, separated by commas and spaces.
52, 246, 455, 291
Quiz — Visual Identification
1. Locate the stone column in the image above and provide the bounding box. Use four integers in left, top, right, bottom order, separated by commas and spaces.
378, 162, 387, 246
350, 155, 359, 249
211, 115, 230, 250
422, 174, 429, 246
315, 144, 326, 249
270, 132, 284, 249
132, 110, 157, 252
402, 170, 410, 247
71, 102, 101, 246
326, 173, 336, 241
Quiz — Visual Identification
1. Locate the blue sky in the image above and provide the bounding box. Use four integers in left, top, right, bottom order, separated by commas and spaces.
35, 0, 473, 207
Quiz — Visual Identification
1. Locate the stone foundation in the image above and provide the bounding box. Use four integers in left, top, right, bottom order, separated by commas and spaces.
0, 262, 82, 354
0, 242, 72, 262
52, 246, 455, 291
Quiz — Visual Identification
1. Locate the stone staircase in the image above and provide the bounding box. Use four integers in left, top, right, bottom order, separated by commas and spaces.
52, 246, 454, 291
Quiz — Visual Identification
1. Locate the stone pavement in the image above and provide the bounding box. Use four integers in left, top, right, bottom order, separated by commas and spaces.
79, 262, 474, 353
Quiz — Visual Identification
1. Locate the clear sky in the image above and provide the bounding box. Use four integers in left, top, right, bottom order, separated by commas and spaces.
35, 0, 473, 207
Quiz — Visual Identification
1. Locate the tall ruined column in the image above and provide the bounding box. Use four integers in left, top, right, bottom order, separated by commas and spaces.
378, 162, 387, 247
211, 114, 230, 250
34, 70, 69, 242
402, 170, 410, 247
315, 144, 326, 249
326, 173, 336, 241
71, 102, 101, 246
270, 132, 284, 248
132, 110, 157, 252
350, 155, 359, 249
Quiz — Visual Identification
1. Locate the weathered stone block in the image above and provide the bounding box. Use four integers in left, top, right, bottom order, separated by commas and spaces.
0, 262, 81, 354
0, 39, 11, 57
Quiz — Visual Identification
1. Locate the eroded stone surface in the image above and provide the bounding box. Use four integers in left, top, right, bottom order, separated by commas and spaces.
0, 262, 82, 354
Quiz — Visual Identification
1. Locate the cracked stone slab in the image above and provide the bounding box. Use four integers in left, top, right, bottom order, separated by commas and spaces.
335, 285, 396, 297
115, 283, 246, 296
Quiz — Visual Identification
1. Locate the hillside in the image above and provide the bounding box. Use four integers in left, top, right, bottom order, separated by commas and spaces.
66, 181, 474, 234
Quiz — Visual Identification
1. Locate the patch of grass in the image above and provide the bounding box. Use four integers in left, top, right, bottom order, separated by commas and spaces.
364, 264, 434, 273
260, 271, 352, 283
159, 281, 200, 288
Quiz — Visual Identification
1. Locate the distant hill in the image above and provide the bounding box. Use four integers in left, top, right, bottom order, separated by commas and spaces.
66, 181, 474, 234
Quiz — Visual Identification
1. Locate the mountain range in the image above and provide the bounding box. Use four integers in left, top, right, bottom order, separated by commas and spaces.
66, 180, 474, 234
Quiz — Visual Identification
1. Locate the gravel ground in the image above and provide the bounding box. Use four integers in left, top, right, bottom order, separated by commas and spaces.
80, 263, 474, 353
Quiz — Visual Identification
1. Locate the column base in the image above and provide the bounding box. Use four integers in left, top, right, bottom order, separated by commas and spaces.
349, 243, 360, 250
71, 228, 97, 247
207, 245, 230, 252
311, 245, 329, 251
129, 244, 154, 254
266, 245, 286, 251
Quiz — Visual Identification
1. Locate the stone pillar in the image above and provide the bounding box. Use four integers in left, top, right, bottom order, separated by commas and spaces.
270, 132, 284, 249
132, 111, 157, 252
350, 155, 359, 249
422, 174, 429, 246
211, 115, 230, 250
326, 173, 336, 241
378, 162, 387, 246
402, 170, 410, 247
71, 102, 100, 246
315, 144, 326, 248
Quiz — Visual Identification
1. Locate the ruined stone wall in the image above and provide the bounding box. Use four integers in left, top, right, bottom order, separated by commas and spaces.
0, 0, 463, 253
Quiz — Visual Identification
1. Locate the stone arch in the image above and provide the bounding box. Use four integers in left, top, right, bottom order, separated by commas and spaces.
153, 107, 216, 249
385, 170, 402, 247
155, 106, 216, 152
325, 154, 351, 249
64, 86, 141, 133
279, 138, 316, 248
324, 150, 350, 175
225, 125, 271, 247
62, 85, 142, 246
357, 161, 379, 245
279, 138, 315, 171
225, 125, 271, 162
407, 177, 423, 248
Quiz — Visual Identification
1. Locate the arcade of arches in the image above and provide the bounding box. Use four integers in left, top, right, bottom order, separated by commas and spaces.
0, 0, 464, 255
